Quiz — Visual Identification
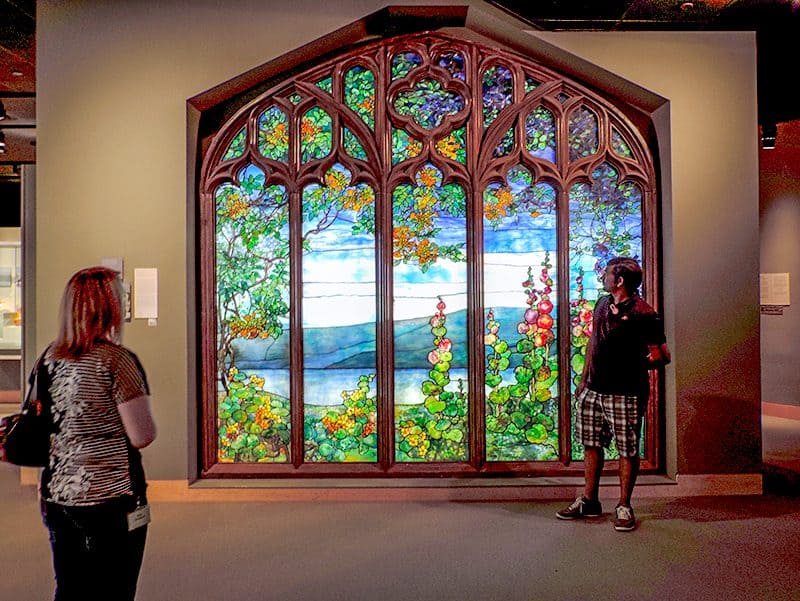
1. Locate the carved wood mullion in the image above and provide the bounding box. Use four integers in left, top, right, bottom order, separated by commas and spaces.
466, 40, 485, 470
375, 47, 395, 471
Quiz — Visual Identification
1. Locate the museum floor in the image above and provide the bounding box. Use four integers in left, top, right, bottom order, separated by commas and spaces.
2, 409, 799, 601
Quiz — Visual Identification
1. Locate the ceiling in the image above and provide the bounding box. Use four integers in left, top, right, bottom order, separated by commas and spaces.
0, 0, 797, 165
0, 0, 35, 166
490, 0, 800, 126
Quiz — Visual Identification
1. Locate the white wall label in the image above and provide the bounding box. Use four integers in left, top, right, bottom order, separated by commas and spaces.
134, 268, 158, 319
759, 272, 790, 306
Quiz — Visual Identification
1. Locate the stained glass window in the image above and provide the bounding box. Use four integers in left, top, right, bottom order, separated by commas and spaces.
393, 165, 468, 462
568, 163, 643, 460
215, 166, 291, 464
201, 32, 658, 477
484, 167, 558, 461
302, 164, 377, 463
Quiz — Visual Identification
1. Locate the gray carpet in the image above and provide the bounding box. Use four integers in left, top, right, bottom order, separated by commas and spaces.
2, 459, 800, 601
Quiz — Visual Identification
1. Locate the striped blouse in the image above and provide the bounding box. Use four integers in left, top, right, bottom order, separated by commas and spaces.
41, 341, 149, 506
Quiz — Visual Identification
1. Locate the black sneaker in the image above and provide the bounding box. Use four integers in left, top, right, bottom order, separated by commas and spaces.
556, 496, 603, 520
614, 505, 636, 531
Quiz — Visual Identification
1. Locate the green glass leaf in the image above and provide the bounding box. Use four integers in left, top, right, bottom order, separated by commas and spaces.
511, 411, 528, 428
488, 387, 510, 404
223, 127, 246, 160
517, 339, 534, 353
422, 380, 441, 395
257, 106, 289, 162
425, 397, 447, 414
391, 128, 422, 165
316, 77, 332, 93
611, 127, 633, 158
435, 419, 451, 431
391, 51, 422, 80
443, 428, 464, 443
300, 107, 332, 163
345, 66, 375, 129
427, 421, 443, 439
485, 373, 503, 388
486, 415, 501, 432
430, 370, 449, 387
343, 127, 367, 160
525, 424, 548, 444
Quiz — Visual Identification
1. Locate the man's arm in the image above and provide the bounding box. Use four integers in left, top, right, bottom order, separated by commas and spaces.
647, 342, 670, 367
645, 315, 670, 367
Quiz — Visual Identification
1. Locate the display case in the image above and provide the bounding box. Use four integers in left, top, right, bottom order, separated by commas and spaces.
0, 242, 21, 351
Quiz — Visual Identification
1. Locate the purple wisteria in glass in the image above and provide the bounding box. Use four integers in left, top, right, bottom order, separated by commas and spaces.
483, 65, 513, 128
524, 76, 540, 94
492, 128, 515, 158
391, 52, 423, 80
438, 52, 466, 80
568, 106, 598, 162
611, 128, 633, 158
525, 106, 556, 163
394, 79, 465, 129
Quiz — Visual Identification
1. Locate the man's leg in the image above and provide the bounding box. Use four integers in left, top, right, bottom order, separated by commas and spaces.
584, 445, 605, 502
618, 453, 639, 508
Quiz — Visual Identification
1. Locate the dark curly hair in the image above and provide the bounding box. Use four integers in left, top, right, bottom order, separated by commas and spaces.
606, 257, 642, 295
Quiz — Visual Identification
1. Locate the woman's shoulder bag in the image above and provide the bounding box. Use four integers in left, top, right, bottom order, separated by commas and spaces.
0, 354, 53, 467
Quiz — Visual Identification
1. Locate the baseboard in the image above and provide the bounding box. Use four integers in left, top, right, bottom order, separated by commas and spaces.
763, 401, 800, 421
144, 473, 762, 502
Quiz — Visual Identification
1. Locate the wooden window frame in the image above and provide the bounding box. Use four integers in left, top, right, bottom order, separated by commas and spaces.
192, 7, 663, 479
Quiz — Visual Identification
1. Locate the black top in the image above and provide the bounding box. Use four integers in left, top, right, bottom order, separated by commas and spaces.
586, 294, 665, 397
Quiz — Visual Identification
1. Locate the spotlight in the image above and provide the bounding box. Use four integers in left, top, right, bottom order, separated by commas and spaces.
0, 100, 6, 120
761, 123, 777, 150
0, 131, 6, 153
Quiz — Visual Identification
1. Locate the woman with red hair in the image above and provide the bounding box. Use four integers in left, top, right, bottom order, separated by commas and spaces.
38, 266, 156, 601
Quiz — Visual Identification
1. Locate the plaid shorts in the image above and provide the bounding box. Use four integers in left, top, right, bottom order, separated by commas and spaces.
576, 388, 643, 458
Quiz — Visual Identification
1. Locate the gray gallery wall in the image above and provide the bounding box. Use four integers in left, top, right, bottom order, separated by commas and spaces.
37, 1, 760, 480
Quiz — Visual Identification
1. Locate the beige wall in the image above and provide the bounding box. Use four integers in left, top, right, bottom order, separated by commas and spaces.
38, 2, 760, 479
536, 32, 761, 474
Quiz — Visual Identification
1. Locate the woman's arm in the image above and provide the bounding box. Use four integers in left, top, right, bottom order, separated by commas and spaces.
118, 395, 157, 448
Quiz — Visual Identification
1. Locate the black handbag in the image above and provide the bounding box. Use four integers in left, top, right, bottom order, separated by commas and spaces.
0, 356, 52, 467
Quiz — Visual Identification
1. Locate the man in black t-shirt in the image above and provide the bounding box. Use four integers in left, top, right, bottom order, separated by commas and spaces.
556, 257, 669, 531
